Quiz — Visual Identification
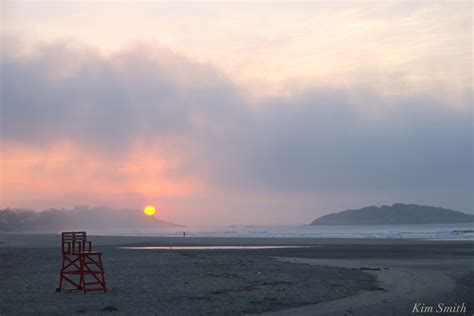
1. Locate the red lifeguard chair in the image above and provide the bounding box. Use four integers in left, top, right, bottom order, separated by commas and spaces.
56, 231, 107, 294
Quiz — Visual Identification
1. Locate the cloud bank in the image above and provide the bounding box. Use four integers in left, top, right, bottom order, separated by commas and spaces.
1, 39, 472, 224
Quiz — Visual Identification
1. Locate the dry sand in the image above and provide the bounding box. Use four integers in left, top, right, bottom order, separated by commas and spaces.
0, 234, 473, 315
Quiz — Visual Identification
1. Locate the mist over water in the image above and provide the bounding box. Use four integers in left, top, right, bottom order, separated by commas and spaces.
86, 223, 474, 240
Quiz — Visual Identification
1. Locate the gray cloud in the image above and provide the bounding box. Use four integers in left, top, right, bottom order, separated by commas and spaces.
1, 39, 472, 215
1, 41, 243, 150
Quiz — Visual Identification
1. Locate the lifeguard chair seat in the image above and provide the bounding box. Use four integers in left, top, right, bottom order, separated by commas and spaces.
56, 231, 107, 294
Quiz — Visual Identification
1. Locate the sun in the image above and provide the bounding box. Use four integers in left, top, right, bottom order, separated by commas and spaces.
144, 205, 156, 216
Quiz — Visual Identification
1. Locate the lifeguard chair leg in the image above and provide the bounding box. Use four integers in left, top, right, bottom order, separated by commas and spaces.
79, 254, 86, 294
56, 256, 66, 292
82, 253, 107, 293
57, 254, 83, 292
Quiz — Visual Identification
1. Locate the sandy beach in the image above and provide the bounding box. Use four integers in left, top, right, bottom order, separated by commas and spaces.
1, 234, 473, 315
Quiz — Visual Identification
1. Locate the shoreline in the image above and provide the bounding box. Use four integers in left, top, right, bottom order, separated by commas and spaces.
1, 233, 473, 249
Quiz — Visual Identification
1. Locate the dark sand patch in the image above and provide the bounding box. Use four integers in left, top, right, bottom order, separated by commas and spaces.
264, 256, 474, 315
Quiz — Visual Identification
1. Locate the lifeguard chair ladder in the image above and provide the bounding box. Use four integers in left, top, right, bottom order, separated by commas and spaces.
56, 231, 107, 294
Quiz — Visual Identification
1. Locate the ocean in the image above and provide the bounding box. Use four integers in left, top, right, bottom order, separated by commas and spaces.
91, 223, 474, 240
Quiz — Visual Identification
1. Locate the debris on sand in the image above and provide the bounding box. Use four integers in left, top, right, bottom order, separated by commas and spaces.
102, 305, 119, 312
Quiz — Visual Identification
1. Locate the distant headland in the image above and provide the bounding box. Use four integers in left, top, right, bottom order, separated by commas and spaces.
311, 203, 474, 225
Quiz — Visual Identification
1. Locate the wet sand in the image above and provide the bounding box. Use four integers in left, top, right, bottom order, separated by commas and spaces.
0, 234, 473, 315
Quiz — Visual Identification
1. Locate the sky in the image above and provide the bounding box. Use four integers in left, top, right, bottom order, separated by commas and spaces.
1, 1, 473, 225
